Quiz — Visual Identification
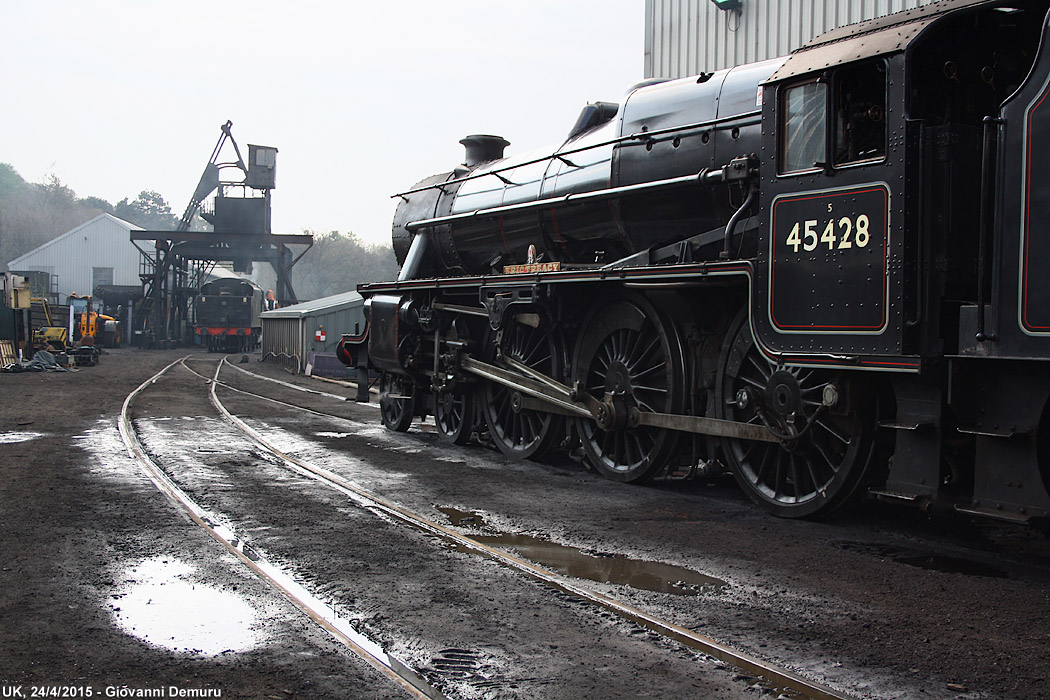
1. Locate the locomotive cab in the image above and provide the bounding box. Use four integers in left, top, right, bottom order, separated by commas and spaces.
753, 0, 1050, 520
757, 0, 1047, 355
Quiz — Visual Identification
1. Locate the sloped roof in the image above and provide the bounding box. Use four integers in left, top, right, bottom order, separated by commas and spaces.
260, 290, 364, 319
765, 0, 1001, 83
7, 213, 143, 267
204, 265, 249, 281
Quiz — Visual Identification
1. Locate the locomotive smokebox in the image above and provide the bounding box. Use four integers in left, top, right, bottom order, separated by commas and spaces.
459, 134, 510, 166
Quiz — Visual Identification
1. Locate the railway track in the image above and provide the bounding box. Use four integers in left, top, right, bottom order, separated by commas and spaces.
118, 355, 858, 699
118, 357, 441, 699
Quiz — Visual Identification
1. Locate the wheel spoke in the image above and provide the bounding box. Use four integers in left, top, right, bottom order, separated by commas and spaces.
634, 397, 659, 413
814, 416, 851, 445
755, 445, 775, 486
774, 451, 786, 499
632, 383, 668, 395
747, 354, 773, 382
792, 454, 809, 498
520, 329, 547, 365
739, 374, 766, 391
499, 394, 514, 430
610, 330, 623, 364
631, 362, 665, 382
805, 456, 824, 496
596, 351, 612, 374
627, 335, 661, 373
795, 369, 818, 388
813, 440, 839, 481
524, 411, 541, 442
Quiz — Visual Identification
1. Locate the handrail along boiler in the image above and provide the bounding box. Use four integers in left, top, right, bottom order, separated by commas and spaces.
341, 0, 1050, 522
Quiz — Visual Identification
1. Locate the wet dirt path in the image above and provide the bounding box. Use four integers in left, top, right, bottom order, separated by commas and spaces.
14, 350, 1037, 699
208, 357, 1050, 700
0, 350, 400, 700
129, 358, 762, 699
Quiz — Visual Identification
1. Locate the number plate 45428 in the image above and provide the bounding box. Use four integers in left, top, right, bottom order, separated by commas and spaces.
768, 184, 890, 334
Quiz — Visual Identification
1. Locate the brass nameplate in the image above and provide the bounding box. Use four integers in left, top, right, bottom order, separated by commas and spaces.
503, 262, 561, 274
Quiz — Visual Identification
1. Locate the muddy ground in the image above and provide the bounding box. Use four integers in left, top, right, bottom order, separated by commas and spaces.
2, 348, 1050, 700
0, 349, 399, 699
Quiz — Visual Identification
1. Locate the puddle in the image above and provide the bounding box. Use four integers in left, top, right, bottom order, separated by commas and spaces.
316, 431, 353, 438
440, 507, 725, 596
111, 557, 260, 655
837, 541, 1008, 578
0, 431, 45, 444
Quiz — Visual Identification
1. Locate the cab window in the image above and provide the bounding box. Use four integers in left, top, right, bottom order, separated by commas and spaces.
833, 61, 886, 165
780, 81, 827, 173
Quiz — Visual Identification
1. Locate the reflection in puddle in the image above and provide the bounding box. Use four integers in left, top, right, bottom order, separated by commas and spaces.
440, 507, 725, 596
837, 541, 1008, 578
112, 557, 259, 655
0, 431, 44, 444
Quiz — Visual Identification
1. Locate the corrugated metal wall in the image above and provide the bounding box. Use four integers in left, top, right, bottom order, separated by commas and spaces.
644, 0, 938, 78
261, 301, 366, 374
261, 316, 303, 372
6, 214, 151, 302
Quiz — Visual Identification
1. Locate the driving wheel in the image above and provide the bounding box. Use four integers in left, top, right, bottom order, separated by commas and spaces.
571, 294, 686, 483
715, 311, 873, 517
481, 319, 564, 460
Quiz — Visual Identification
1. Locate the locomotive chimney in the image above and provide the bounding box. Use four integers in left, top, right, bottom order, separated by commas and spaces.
459, 134, 510, 166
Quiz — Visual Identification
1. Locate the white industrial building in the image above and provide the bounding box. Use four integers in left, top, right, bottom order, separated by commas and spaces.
6, 213, 152, 302
645, 0, 941, 78
7, 212, 269, 307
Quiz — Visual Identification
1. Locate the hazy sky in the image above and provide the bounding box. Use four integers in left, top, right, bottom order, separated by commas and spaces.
1, 1, 643, 246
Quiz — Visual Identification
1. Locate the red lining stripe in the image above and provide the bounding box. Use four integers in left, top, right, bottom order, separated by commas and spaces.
1022, 79, 1050, 329
769, 186, 889, 332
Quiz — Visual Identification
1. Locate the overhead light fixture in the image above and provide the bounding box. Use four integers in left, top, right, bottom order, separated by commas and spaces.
711, 0, 742, 10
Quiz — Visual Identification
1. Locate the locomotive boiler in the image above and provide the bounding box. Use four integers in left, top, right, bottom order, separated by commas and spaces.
343, 0, 1050, 524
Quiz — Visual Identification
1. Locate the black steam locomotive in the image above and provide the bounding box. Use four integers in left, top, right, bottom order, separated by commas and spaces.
195, 278, 263, 352
341, 0, 1050, 523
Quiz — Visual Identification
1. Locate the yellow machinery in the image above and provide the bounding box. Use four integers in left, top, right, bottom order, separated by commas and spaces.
68, 294, 121, 348
29, 297, 68, 350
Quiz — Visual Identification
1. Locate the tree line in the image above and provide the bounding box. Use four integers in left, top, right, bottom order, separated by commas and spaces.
0, 163, 192, 267
292, 230, 401, 300
0, 162, 400, 301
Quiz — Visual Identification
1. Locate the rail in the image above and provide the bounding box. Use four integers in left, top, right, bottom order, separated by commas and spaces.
118, 357, 443, 700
